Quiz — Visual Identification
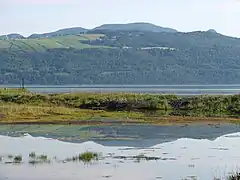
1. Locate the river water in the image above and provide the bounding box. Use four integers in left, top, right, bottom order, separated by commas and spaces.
1, 84, 240, 95
1, 124, 240, 180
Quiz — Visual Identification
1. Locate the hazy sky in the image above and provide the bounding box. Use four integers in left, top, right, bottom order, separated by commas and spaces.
1, 0, 240, 37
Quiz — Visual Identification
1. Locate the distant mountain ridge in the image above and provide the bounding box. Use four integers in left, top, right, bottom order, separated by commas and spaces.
0, 34, 25, 40
1, 22, 179, 39
92, 22, 178, 33
0, 23, 222, 40
28, 27, 88, 39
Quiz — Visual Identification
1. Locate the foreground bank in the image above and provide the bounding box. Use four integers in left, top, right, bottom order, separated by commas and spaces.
0, 88, 239, 124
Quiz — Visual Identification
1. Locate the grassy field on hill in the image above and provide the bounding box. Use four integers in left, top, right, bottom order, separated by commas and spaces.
0, 34, 107, 52
0, 88, 239, 124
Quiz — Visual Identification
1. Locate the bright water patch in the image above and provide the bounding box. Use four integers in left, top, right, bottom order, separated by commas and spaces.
1, 132, 240, 180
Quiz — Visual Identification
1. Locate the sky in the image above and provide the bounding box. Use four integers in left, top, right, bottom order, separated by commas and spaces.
1, 0, 240, 37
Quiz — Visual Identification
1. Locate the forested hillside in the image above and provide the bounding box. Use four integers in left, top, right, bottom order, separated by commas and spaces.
0, 23, 240, 85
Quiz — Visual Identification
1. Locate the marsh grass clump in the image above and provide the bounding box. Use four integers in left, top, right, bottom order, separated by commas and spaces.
29, 152, 36, 158
214, 172, 240, 180
226, 172, 240, 180
79, 152, 99, 163
28, 153, 51, 165
64, 152, 99, 163
13, 155, 22, 163
37, 154, 48, 160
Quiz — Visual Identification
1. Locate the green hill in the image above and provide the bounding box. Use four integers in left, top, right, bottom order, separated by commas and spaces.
0, 23, 240, 85
0, 34, 106, 52
28, 27, 88, 39
93, 22, 177, 33
0, 34, 25, 40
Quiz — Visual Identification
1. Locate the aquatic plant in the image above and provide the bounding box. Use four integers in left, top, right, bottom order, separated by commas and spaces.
213, 172, 240, 180
29, 152, 36, 158
226, 172, 240, 180
13, 155, 22, 163
79, 152, 99, 163
64, 152, 99, 163
37, 154, 48, 160
28, 153, 51, 164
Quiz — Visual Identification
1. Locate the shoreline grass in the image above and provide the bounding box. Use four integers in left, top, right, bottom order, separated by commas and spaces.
0, 88, 239, 125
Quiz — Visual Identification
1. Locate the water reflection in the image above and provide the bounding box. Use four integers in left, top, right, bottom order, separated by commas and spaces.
1, 131, 240, 180
1, 124, 240, 147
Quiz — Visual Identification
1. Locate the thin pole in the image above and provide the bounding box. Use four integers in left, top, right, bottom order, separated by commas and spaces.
21, 78, 25, 89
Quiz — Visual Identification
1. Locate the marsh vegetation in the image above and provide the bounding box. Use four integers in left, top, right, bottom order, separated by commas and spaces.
65, 152, 99, 163
28, 153, 51, 165
0, 88, 239, 124
13, 155, 22, 163
227, 172, 240, 180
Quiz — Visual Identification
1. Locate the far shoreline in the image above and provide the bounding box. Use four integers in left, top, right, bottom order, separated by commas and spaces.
1, 84, 240, 96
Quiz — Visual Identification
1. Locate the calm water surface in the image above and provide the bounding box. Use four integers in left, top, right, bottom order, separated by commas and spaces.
1, 84, 240, 95
1, 124, 240, 180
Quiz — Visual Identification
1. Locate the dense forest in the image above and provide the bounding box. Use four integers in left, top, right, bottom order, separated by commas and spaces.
0, 23, 240, 85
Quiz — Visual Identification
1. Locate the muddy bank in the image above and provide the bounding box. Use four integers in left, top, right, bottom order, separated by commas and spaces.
0, 116, 240, 126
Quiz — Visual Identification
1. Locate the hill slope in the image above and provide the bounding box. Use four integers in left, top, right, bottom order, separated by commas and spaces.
28, 27, 88, 39
93, 22, 177, 33
0, 24, 240, 85
0, 34, 106, 52
0, 34, 25, 40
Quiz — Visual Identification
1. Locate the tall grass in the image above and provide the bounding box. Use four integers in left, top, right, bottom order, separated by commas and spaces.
0, 88, 239, 123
